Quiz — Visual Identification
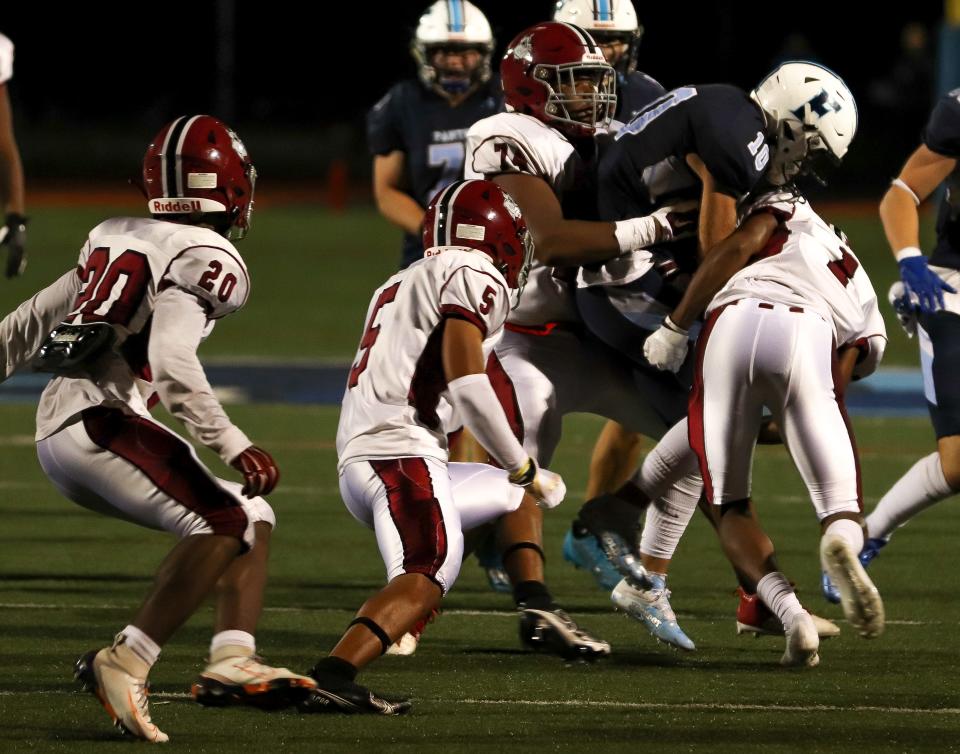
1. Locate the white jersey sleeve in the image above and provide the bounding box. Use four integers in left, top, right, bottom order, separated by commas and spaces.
160, 245, 249, 319
0, 269, 81, 379
148, 286, 251, 463
0, 34, 13, 85
438, 262, 510, 337
465, 112, 577, 193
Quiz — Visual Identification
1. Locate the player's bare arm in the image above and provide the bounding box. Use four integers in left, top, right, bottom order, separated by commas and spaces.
372, 150, 427, 236
670, 211, 779, 330
492, 172, 619, 265
880, 145, 956, 255
685, 152, 738, 257
0, 84, 24, 217
881, 145, 958, 312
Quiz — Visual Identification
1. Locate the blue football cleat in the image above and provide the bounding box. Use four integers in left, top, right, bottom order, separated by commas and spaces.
562, 527, 623, 590
475, 533, 512, 594
821, 537, 886, 605
611, 574, 696, 652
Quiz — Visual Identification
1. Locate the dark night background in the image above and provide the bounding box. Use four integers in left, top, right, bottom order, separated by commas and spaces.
0, 2, 951, 196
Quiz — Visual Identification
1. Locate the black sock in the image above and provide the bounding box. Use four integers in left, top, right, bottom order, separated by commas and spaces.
513, 580, 554, 610
311, 656, 358, 683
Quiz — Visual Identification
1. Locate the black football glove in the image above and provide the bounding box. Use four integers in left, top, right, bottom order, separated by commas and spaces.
0, 212, 27, 278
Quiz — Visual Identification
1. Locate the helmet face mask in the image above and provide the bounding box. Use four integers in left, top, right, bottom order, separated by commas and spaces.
538, 62, 617, 136
412, 0, 493, 99
501, 22, 617, 138
422, 180, 535, 306
142, 115, 256, 240
751, 61, 857, 187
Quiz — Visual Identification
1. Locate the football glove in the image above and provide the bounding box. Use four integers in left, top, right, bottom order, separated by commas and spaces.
231, 445, 280, 497
643, 316, 689, 372
529, 467, 566, 510
897, 251, 955, 313
888, 280, 918, 339
652, 200, 699, 243
0, 212, 27, 278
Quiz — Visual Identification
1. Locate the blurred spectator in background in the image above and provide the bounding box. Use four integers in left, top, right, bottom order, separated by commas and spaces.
0, 32, 27, 278
367, 1, 502, 270
869, 22, 934, 116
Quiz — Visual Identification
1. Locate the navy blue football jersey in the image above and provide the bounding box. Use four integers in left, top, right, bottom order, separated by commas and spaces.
598, 84, 769, 222
923, 89, 960, 270
615, 70, 667, 125
367, 78, 503, 269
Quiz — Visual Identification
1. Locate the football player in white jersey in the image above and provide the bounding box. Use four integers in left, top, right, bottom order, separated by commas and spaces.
0, 32, 27, 277
301, 179, 570, 715
0, 115, 316, 742
464, 20, 712, 654
642, 65, 887, 666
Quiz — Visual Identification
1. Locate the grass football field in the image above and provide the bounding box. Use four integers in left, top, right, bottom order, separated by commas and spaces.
0, 203, 958, 750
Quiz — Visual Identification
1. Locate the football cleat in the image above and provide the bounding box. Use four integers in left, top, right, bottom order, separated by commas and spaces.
75, 647, 169, 743
611, 575, 695, 652
820, 537, 886, 604
574, 496, 650, 588
562, 524, 622, 591
780, 612, 820, 668
192, 655, 316, 710
385, 609, 439, 657
519, 607, 611, 661
735, 587, 840, 639
475, 535, 512, 594
820, 534, 885, 638
298, 669, 411, 715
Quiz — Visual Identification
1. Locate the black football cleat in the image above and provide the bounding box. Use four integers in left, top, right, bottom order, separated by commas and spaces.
519, 607, 611, 661
298, 668, 411, 716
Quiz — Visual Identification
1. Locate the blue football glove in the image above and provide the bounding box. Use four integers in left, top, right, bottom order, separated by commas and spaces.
897, 253, 955, 313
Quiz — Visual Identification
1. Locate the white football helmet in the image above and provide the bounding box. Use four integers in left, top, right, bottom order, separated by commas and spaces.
411, 1, 494, 97
552, 0, 643, 74
750, 61, 857, 186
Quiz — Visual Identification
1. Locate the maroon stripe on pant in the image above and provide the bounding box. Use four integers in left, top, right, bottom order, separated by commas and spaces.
369, 458, 448, 583
81, 406, 249, 541
830, 348, 864, 511
486, 351, 524, 444
687, 305, 729, 504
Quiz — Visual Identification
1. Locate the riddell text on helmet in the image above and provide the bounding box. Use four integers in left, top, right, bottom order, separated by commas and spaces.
152, 199, 203, 213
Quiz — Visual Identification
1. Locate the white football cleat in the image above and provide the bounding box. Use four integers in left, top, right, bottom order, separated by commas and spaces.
820, 534, 885, 639
385, 633, 419, 656
75, 647, 169, 743
192, 655, 316, 709
611, 576, 695, 652
781, 612, 820, 668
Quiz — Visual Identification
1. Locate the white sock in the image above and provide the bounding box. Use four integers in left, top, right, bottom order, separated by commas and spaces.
865, 452, 953, 540
120, 625, 161, 668
640, 472, 701, 560
756, 572, 805, 629
822, 518, 864, 555
210, 630, 256, 663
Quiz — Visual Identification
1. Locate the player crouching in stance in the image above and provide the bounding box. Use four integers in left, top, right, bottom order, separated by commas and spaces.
644, 64, 886, 666
301, 179, 566, 715
0, 116, 315, 742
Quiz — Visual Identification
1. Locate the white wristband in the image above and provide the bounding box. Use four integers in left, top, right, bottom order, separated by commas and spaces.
895, 247, 923, 261
614, 216, 659, 253
891, 178, 921, 206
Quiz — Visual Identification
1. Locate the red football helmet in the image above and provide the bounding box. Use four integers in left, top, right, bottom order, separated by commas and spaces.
500, 21, 616, 138
142, 115, 256, 240
422, 179, 534, 292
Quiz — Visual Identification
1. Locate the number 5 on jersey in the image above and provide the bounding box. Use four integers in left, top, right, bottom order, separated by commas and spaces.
348, 282, 401, 388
